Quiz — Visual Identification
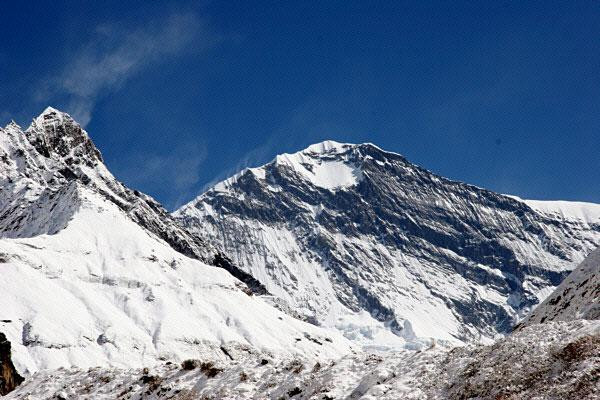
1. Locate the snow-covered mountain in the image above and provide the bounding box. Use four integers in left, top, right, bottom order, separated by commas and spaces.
0, 109, 351, 377
176, 140, 600, 348
1, 107, 265, 294
2, 109, 599, 399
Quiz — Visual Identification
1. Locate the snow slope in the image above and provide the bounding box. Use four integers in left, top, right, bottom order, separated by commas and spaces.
176, 140, 600, 348
8, 320, 599, 399
0, 187, 350, 375
510, 195, 600, 226
0, 110, 351, 378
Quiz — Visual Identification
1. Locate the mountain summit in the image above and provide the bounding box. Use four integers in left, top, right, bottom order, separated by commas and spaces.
176, 140, 600, 348
26, 107, 102, 162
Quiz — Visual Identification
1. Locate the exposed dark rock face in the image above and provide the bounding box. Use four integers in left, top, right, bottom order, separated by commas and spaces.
0, 332, 24, 396
177, 141, 600, 343
213, 254, 268, 295
26, 107, 102, 163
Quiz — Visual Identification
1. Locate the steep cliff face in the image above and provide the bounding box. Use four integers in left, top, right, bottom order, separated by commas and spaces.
0, 333, 23, 396
176, 140, 600, 347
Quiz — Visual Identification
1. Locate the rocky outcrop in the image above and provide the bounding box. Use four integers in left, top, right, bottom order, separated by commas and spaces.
517, 246, 600, 328
0, 333, 23, 396
26, 107, 102, 163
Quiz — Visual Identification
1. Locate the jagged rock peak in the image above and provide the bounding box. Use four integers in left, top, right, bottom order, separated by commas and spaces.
3, 120, 21, 131
25, 106, 103, 163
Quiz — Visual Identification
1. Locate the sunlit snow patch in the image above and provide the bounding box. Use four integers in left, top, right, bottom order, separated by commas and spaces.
508, 195, 600, 224
276, 156, 362, 190
301, 160, 362, 190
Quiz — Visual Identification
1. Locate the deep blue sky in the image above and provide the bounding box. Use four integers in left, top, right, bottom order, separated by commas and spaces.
1, 1, 599, 209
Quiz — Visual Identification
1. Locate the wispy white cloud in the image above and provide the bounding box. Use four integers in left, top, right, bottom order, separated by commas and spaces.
116, 142, 208, 210
200, 136, 279, 194
36, 12, 213, 126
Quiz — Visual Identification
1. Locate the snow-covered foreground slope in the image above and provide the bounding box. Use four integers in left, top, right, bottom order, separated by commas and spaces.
0, 187, 350, 375
7, 238, 600, 399
0, 110, 351, 379
7, 320, 599, 399
176, 141, 600, 348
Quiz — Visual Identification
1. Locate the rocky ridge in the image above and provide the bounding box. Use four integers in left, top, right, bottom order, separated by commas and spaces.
518, 246, 600, 327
